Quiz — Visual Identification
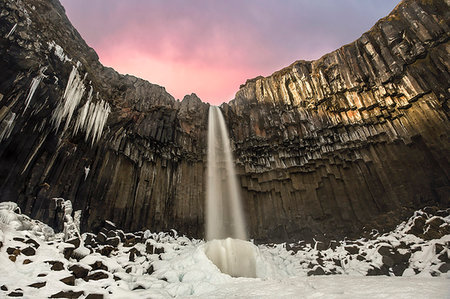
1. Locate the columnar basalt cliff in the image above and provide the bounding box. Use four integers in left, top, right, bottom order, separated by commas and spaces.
225, 0, 450, 241
0, 0, 448, 242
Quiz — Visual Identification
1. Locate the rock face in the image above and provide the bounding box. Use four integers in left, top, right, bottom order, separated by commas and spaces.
0, 0, 448, 241
0, 0, 208, 236
225, 0, 450, 241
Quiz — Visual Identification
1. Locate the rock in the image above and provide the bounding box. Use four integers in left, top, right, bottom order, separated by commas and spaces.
6, 248, 18, 255
96, 233, 107, 244
85, 271, 109, 281
367, 265, 390, 276
147, 264, 154, 275
9, 256, 16, 262
12, 238, 24, 242
1, 285, 7, 291
7, 291, 23, 297
63, 247, 75, 260
344, 246, 359, 255
86, 294, 104, 299
90, 261, 108, 271
24, 239, 40, 248
103, 220, 117, 231
47, 261, 64, 271
392, 263, 408, 276
60, 275, 75, 286
382, 256, 395, 268
377, 246, 392, 256
106, 237, 120, 247
28, 282, 46, 289
438, 251, 449, 263
154, 246, 165, 254
37, 273, 47, 277
69, 264, 89, 279
50, 291, 84, 298
438, 263, 450, 273
66, 238, 81, 249
22, 259, 32, 265
145, 243, 154, 254
307, 266, 326, 276
132, 285, 145, 290
97, 245, 114, 257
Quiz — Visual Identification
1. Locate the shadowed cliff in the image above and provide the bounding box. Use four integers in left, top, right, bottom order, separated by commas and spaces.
0, 0, 448, 242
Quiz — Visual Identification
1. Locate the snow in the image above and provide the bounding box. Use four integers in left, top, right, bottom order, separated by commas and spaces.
48, 41, 72, 62
0, 204, 449, 298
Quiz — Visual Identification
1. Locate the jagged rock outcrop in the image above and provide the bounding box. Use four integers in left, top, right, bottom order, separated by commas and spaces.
0, 0, 448, 242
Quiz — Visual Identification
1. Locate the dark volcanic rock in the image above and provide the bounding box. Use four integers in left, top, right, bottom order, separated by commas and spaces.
50, 291, 84, 298
0, 0, 448, 243
21, 246, 35, 256
85, 271, 109, 281
69, 264, 90, 279
60, 275, 75, 286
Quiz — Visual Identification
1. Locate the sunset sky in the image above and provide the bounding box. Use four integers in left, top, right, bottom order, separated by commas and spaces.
60, 0, 400, 105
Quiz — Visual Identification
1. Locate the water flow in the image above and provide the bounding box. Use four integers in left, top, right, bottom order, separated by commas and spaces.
206, 106, 247, 241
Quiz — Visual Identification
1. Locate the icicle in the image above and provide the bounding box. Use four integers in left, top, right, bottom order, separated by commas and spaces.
5, 23, 17, 38
24, 66, 47, 112
73, 98, 111, 146
0, 111, 16, 142
84, 166, 90, 180
52, 65, 86, 132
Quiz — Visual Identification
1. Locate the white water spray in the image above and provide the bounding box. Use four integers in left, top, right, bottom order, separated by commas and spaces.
205, 106, 259, 278
206, 106, 247, 241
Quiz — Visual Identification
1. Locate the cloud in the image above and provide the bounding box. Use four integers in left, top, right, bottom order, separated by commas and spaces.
60, 0, 400, 104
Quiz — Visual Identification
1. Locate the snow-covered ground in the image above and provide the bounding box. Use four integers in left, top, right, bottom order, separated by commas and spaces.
0, 202, 449, 298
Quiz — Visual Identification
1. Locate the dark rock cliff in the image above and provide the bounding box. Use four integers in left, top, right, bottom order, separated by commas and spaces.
0, 0, 448, 242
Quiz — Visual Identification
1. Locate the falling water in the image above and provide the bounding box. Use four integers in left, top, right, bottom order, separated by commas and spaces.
206, 106, 247, 241
205, 106, 259, 278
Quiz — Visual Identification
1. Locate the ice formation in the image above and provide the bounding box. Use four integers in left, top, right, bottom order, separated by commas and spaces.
52, 63, 85, 132
23, 66, 47, 112
204, 238, 258, 278
5, 23, 17, 38
206, 106, 247, 241
73, 96, 111, 146
0, 111, 16, 142
84, 166, 90, 180
48, 41, 71, 62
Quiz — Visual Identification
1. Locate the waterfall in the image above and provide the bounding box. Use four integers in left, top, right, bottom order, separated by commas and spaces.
204, 106, 260, 278
206, 106, 247, 241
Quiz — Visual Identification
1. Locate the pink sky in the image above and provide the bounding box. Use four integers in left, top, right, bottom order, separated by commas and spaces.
60, 0, 399, 104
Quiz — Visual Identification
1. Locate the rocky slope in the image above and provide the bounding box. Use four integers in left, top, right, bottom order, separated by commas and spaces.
0, 0, 449, 242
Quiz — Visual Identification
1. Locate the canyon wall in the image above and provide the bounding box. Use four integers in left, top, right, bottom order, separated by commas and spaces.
0, 0, 448, 242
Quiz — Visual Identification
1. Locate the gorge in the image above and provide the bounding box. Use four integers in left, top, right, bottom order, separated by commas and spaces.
0, 0, 448, 245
